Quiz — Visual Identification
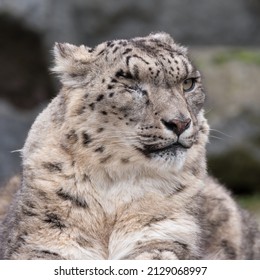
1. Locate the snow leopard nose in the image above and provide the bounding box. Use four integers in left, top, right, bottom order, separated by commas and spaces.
161, 118, 191, 136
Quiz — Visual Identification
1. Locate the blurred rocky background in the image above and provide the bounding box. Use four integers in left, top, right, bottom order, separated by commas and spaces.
0, 0, 259, 213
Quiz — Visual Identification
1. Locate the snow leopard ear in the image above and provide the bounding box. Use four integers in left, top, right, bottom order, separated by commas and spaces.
52, 43, 93, 86
149, 32, 176, 45
149, 32, 187, 54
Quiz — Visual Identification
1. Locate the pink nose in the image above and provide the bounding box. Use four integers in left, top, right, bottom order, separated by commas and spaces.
161, 118, 191, 136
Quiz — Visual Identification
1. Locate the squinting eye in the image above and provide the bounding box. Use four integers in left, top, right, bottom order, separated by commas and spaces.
183, 78, 196, 92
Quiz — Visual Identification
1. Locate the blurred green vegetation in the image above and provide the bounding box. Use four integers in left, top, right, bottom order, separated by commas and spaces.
237, 194, 260, 213
213, 49, 260, 65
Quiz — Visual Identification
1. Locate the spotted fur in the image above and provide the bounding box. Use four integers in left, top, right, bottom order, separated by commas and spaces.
0, 33, 259, 259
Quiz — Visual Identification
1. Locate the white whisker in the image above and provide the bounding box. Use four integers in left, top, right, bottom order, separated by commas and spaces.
209, 135, 225, 141
209, 128, 233, 138
11, 149, 23, 154
204, 108, 213, 115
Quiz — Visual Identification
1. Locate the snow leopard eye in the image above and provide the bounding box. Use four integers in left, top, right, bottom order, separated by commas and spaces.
183, 78, 196, 92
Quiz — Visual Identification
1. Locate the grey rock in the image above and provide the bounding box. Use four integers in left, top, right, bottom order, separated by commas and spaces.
0, 100, 45, 184
0, 0, 260, 47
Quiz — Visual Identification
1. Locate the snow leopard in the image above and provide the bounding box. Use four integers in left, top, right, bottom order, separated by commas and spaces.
0, 32, 259, 259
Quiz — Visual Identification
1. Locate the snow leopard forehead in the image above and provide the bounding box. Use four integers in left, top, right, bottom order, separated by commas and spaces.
52, 32, 194, 89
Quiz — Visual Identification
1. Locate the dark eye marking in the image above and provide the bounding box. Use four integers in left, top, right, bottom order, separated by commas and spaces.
115, 69, 124, 78
127, 85, 148, 97
115, 69, 133, 79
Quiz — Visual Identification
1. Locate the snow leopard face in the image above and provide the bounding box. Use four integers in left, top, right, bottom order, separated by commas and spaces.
53, 32, 209, 171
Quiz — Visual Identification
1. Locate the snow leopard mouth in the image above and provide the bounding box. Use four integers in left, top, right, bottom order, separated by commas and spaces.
140, 141, 190, 156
